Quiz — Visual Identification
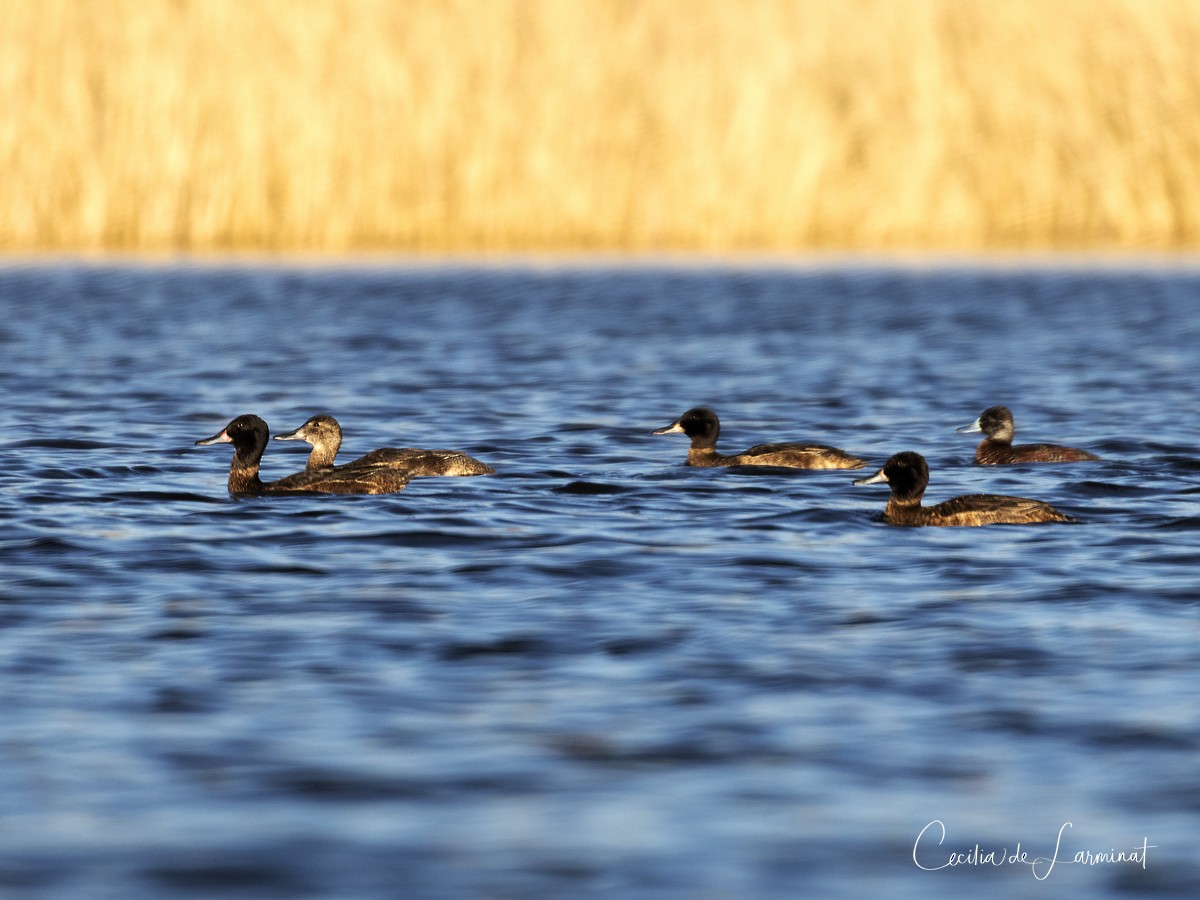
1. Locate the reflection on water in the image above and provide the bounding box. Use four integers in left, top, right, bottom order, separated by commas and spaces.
2, 263, 1199, 898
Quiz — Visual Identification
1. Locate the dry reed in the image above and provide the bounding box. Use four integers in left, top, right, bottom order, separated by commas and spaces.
3, 0, 1200, 254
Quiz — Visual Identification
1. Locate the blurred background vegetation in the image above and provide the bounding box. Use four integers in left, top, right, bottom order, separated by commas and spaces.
3, 0, 1199, 255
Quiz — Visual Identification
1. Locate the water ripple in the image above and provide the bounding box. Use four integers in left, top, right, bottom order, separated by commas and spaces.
2, 263, 1199, 900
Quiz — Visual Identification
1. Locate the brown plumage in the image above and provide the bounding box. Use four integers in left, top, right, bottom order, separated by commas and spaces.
195, 414, 412, 496
652, 406, 865, 469
853, 451, 1071, 526
273, 414, 494, 476
957, 406, 1100, 464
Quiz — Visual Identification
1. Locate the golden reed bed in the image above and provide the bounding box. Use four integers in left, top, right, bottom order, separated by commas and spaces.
4, 0, 1200, 254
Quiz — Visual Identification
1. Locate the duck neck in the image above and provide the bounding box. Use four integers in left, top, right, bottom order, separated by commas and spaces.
227, 443, 266, 495
884, 496, 924, 524
306, 443, 339, 469
687, 445, 722, 466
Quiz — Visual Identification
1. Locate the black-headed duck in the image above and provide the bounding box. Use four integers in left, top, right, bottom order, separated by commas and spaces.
854, 451, 1070, 526
272, 414, 494, 476
195, 414, 411, 496
653, 406, 865, 469
957, 406, 1100, 464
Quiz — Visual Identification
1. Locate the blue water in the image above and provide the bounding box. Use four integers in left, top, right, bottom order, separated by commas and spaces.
2, 262, 1199, 898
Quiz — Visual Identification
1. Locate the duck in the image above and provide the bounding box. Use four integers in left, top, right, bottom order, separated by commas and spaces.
195, 414, 412, 496
652, 406, 865, 469
272, 414, 494, 476
853, 451, 1070, 526
957, 406, 1100, 464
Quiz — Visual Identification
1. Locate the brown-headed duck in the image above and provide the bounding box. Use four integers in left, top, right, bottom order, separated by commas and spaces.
272, 414, 494, 476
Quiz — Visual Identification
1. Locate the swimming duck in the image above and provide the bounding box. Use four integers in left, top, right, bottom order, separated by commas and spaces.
195, 414, 411, 496
272, 414, 494, 476
652, 406, 865, 469
957, 406, 1100, 464
853, 451, 1070, 526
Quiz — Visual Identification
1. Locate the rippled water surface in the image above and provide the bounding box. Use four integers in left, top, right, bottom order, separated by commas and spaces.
2, 262, 1199, 898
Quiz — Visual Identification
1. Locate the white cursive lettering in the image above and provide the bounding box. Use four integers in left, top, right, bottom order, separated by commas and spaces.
1031, 821, 1071, 880
914, 820, 1153, 880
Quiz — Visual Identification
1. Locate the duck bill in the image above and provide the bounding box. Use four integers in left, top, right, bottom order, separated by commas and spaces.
273, 426, 307, 442
195, 429, 232, 446
955, 418, 982, 434
652, 421, 684, 435
852, 468, 888, 486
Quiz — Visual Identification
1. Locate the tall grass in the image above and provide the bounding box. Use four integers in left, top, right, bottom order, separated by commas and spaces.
3, 0, 1200, 254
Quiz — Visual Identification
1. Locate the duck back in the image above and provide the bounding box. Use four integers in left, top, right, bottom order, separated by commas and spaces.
354, 447, 496, 476
975, 440, 1101, 465
269, 464, 412, 495
722, 442, 866, 469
